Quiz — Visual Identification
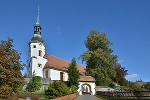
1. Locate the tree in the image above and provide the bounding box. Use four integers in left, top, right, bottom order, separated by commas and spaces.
26, 72, 42, 92
144, 82, 150, 90
112, 63, 128, 86
68, 58, 79, 88
79, 30, 118, 86
0, 38, 24, 97
45, 81, 71, 99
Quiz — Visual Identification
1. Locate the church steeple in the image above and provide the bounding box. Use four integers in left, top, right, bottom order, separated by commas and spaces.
30, 6, 44, 44
36, 6, 40, 24
34, 6, 42, 35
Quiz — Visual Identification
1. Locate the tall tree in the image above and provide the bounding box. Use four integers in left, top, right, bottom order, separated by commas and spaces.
0, 38, 24, 97
79, 30, 118, 86
68, 58, 79, 88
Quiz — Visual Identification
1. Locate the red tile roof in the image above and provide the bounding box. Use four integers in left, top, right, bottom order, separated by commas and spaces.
79, 76, 96, 82
44, 54, 86, 75
134, 82, 147, 87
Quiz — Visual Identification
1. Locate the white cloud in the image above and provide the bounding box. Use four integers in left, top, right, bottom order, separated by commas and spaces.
126, 73, 139, 79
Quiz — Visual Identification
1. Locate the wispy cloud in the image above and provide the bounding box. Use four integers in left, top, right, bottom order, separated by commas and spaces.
118, 60, 124, 63
126, 73, 139, 79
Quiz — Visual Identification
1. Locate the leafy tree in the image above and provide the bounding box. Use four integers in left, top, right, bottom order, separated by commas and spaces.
0, 38, 24, 97
26, 74, 42, 92
79, 30, 118, 86
45, 81, 71, 99
127, 82, 142, 91
144, 82, 150, 90
68, 58, 79, 88
112, 63, 128, 86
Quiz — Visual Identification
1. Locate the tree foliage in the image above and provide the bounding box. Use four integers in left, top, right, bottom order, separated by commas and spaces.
112, 63, 128, 86
79, 30, 118, 86
26, 75, 42, 92
127, 82, 142, 91
45, 81, 71, 99
68, 58, 79, 88
0, 38, 24, 96
144, 82, 150, 90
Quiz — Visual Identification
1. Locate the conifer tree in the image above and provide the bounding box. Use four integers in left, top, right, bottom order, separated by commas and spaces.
68, 58, 79, 88
0, 38, 24, 97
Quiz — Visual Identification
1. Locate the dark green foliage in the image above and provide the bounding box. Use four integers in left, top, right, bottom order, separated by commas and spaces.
26, 76, 42, 92
144, 82, 150, 90
68, 58, 79, 88
79, 30, 118, 86
127, 82, 142, 91
45, 81, 71, 99
109, 82, 116, 88
70, 85, 78, 93
0, 38, 24, 98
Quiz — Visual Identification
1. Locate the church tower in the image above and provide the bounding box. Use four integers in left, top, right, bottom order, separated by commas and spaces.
27, 7, 47, 77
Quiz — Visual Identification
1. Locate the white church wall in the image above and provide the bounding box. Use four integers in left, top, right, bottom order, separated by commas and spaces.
78, 82, 96, 95
64, 72, 68, 81
50, 69, 61, 80
30, 43, 38, 57
50, 69, 68, 81
28, 42, 47, 78
43, 69, 50, 78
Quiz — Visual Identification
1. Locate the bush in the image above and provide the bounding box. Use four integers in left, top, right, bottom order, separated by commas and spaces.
70, 85, 78, 93
26, 76, 42, 92
45, 81, 71, 99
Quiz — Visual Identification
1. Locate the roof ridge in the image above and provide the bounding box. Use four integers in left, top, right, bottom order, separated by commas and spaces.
45, 54, 86, 67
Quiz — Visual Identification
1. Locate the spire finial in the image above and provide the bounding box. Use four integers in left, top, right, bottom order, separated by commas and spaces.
36, 6, 40, 24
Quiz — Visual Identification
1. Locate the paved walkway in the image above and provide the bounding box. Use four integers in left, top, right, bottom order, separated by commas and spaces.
76, 94, 101, 100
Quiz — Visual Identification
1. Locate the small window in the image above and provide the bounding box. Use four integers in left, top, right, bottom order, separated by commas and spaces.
33, 45, 36, 48
39, 50, 42, 57
29, 71, 30, 75
45, 70, 48, 78
38, 64, 42, 68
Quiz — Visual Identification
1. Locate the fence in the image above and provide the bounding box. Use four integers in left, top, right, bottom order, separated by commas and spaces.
96, 91, 150, 99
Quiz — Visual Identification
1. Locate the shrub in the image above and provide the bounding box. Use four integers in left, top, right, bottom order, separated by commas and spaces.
70, 85, 78, 93
26, 76, 42, 92
45, 81, 71, 99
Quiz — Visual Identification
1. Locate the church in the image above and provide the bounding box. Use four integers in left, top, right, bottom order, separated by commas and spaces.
26, 7, 96, 95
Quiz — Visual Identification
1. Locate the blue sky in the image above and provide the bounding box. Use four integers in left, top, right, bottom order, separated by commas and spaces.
0, 0, 150, 82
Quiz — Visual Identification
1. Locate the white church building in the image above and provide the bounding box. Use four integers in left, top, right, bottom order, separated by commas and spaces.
26, 7, 96, 95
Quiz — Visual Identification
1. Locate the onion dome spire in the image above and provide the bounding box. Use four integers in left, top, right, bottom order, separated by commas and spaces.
30, 6, 44, 44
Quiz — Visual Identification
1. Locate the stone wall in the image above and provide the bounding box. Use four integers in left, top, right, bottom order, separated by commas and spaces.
23, 78, 53, 92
